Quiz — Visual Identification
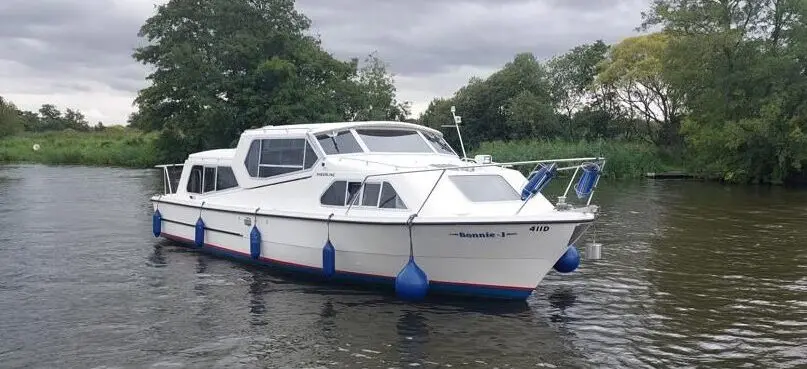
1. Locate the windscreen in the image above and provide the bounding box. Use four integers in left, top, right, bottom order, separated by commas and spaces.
355, 129, 433, 153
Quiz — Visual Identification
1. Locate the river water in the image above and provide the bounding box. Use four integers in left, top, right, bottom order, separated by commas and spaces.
0, 164, 805, 369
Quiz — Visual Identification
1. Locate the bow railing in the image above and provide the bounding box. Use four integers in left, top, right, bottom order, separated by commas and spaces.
343, 156, 606, 218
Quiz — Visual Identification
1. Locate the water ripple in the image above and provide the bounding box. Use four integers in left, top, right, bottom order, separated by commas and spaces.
0, 167, 805, 368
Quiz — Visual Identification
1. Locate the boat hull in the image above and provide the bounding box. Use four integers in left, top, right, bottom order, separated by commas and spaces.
153, 202, 589, 300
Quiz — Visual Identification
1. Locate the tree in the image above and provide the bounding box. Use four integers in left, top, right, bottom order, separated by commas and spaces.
0, 96, 23, 138
547, 40, 609, 119
38, 104, 64, 131
131, 0, 403, 162
596, 33, 683, 146
641, 0, 807, 183
64, 108, 90, 131
350, 52, 411, 121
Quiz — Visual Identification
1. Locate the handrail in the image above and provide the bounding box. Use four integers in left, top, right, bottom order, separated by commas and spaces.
156, 163, 185, 195
349, 156, 602, 180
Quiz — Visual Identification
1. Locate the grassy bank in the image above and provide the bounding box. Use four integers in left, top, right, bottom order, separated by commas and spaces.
0, 129, 679, 178
0, 128, 158, 168
473, 139, 681, 179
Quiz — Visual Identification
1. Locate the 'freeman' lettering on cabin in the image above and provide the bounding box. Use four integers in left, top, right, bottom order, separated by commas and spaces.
450, 231, 518, 239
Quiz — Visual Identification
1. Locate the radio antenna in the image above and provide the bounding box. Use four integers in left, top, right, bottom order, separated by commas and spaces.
442, 105, 468, 160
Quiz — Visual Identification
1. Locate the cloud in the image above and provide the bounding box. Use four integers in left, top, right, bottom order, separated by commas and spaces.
0, 0, 648, 124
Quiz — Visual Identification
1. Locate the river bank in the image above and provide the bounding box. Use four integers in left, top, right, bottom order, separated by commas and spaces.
0, 129, 680, 177
0, 128, 158, 168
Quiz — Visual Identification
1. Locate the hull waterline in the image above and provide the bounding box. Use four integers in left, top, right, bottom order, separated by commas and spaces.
159, 233, 537, 300
153, 202, 590, 301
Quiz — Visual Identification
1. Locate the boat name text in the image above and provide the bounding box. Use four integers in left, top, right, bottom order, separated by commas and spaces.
450, 231, 517, 239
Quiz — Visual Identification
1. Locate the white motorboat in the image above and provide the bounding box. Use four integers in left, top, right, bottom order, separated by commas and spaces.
150, 117, 604, 301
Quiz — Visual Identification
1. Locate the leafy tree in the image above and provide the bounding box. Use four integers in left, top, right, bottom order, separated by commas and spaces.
642, 0, 807, 183
429, 53, 558, 147
131, 0, 407, 161
63, 108, 90, 131
596, 33, 683, 146
0, 96, 23, 138
350, 52, 411, 121
547, 41, 609, 119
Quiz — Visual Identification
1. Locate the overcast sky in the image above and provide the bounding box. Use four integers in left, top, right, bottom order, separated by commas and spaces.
0, 0, 648, 125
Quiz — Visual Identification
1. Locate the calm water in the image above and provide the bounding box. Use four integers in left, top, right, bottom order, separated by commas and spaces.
1, 164, 806, 369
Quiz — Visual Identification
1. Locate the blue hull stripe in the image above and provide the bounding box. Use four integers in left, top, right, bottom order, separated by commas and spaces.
160, 233, 534, 300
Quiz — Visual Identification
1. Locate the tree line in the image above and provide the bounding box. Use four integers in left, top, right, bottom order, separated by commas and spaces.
0, 97, 105, 136
425, 0, 807, 184
5, 0, 807, 184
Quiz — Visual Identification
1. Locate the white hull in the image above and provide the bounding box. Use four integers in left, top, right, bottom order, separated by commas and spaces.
153, 200, 588, 299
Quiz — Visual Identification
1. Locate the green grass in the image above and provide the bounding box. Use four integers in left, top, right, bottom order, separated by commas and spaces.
0, 130, 682, 178
0, 127, 159, 168
473, 139, 681, 179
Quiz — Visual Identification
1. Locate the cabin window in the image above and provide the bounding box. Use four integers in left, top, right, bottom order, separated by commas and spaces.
203, 167, 216, 192
422, 132, 456, 155
361, 183, 381, 206
317, 131, 363, 154
355, 129, 433, 153
346, 182, 362, 205
379, 182, 407, 209
321, 181, 406, 209
216, 166, 238, 190
450, 175, 520, 202
320, 181, 347, 206
187, 165, 239, 194
187, 165, 203, 193
244, 138, 320, 179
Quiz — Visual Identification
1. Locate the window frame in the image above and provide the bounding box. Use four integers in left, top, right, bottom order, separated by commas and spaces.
244, 136, 322, 180
319, 180, 407, 210
186, 164, 240, 195
353, 127, 437, 154
421, 131, 457, 156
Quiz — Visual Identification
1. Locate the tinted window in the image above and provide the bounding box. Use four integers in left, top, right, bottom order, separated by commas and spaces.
187, 165, 203, 193
379, 182, 407, 209
245, 140, 260, 176
346, 182, 362, 205
244, 138, 319, 179
260, 139, 305, 166
304, 141, 318, 168
203, 167, 216, 192
423, 132, 456, 155
259, 166, 299, 177
317, 131, 363, 154
321, 181, 347, 206
356, 129, 433, 153
362, 183, 381, 206
450, 175, 520, 202
216, 166, 238, 190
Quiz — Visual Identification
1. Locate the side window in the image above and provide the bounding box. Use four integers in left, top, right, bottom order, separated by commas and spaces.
216, 166, 238, 190
203, 167, 216, 192
304, 142, 318, 169
379, 182, 407, 209
245, 140, 260, 177
346, 182, 362, 205
361, 183, 381, 206
244, 138, 320, 179
321, 181, 347, 206
187, 165, 203, 193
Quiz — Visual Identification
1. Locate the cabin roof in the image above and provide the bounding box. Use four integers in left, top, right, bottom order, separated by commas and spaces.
187, 148, 236, 160
242, 121, 442, 136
